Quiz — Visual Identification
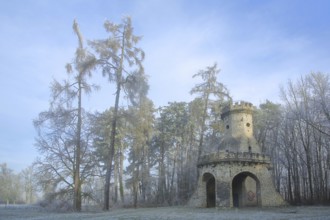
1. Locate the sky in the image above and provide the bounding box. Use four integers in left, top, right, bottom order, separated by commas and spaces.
1, 0, 330, 172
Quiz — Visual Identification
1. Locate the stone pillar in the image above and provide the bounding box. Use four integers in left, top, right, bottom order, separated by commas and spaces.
216, 181, 230, 207
259, 169, 287, 206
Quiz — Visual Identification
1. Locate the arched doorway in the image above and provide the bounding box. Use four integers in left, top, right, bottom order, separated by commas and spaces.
232, 172, 260, 208
203, 173, 216, 207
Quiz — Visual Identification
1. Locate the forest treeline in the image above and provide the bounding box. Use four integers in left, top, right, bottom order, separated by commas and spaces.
1, 17, 330, 210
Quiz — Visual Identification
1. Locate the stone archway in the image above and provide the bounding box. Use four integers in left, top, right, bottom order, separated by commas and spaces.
232, 172, 261, 207
203, 173, 216, 207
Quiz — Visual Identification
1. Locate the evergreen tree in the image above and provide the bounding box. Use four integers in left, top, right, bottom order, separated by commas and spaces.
90, 16, 147, 210
190, 63, 231, 159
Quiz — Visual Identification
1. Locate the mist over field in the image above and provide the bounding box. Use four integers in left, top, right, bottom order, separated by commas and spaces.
1, 205, 330, 220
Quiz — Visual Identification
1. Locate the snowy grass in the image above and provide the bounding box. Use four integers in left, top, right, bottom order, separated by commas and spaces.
1, 205, 330, 220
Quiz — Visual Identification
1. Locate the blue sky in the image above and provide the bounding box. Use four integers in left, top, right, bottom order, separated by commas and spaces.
1, 0, 330, 172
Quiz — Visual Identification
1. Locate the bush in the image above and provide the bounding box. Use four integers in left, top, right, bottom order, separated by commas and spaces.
38, 193, 73, 212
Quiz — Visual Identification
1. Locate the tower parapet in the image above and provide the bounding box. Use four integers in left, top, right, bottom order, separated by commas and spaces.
197, 151, 271, 167
221, 101, 255, 120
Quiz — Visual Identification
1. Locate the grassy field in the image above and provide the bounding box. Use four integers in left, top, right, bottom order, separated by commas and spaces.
1, 205, 330, 220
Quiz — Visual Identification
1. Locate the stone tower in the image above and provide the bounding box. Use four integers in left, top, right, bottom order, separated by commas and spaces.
188, 101, 286, 208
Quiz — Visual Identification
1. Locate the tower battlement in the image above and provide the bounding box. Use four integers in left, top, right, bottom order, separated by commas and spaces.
221, 101, 255, 119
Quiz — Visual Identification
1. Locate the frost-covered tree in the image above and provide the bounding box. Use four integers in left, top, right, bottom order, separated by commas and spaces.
255, 72, 330, 204
190, 63, 231, 159
34, 20, 97, 211
125, 97, 154, 207
20, 165, 38, 204
89, 107, 128, 205
0, 163, 22, 204
90, 16, 147, 210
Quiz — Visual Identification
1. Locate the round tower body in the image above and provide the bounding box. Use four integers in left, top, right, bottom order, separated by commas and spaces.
219, 101, 261, 153
222, 106, 254, 139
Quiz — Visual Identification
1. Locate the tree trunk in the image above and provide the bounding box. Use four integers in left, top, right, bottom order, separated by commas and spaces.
133, 165, 140, 208
158, 138, 166, 204
197, 96, 209, 160
74, 78, 82, 211
104, 81, 121, 210
141, 144, 149, 203
104, 26, 126, 210
114, 154, 118, 204
119, 145, 125, 203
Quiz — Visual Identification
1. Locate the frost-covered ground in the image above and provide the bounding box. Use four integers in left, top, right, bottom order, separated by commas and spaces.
1, 205, 330, 220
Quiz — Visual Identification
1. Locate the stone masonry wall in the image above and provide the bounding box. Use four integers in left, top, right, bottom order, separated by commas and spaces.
188, 161, 286, 208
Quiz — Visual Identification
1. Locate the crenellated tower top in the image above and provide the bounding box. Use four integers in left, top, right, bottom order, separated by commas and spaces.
221, 101, 255, 120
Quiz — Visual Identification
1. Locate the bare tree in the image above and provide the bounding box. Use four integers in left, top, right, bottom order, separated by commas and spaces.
34, 20, 97, 211
0, 163, 22, 204
20, 165, 38, 204
272, 72, 330, 204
